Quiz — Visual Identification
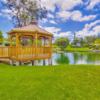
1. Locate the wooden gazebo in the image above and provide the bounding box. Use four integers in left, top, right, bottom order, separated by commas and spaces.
0, 23, 53, 65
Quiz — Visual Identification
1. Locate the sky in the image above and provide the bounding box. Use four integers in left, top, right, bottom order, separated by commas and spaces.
0, 0, 100, 41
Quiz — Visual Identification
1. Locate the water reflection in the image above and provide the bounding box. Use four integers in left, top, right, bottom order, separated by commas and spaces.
55, 53, 70, 64
53, 52, 100, 65
28, 52, 100, 66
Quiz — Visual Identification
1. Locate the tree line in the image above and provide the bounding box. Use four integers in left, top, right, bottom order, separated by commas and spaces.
54, 36, 99, 51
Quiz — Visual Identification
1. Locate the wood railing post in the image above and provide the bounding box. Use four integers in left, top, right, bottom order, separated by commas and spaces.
48, 58, 52, 66
31, 60, 35, 66
35, 33, 38, 59
43, 59, 46, 66
16, 34, 20, 59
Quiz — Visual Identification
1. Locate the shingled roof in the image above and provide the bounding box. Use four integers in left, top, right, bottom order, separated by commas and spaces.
8, 24, 53, 36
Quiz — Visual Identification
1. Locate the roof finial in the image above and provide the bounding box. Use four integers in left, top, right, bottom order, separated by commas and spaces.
31, 20, 38, 25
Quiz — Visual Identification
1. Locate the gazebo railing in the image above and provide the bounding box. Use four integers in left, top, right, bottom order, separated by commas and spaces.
0, 47, 9, 58
0, 46, 52, 61
9, 46, 52, 61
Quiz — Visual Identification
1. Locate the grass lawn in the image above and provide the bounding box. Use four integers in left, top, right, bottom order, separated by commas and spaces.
0, 64, 100, 100
66, 47, 90, 52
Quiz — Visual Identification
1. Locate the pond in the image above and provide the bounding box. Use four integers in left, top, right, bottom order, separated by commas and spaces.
35, 52, 100, 65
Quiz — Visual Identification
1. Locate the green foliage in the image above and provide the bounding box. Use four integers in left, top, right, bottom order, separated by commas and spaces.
72, 36, 96, 48
56, 53, 70, 64
0, 31, 3, 38
2, 38, 9, 46
92, 38, 100, 50
55, 37, 69, 51
72, 38, 86, 47
32, 39, 42, 46
0, 31, 4, 44
85, 36, 96, 47
72, 38, 80, 46
95, 38, 100, 44
0, 64, 100, 100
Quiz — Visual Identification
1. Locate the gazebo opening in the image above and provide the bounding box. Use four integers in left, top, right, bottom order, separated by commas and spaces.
20, 36, 33, 46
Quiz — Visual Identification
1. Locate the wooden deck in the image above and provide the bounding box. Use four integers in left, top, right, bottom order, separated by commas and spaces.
0, 46, 52, 62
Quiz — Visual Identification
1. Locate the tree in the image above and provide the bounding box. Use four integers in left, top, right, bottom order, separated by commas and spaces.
0, 31, 4, 45
72, 37, 87, 47
80, 38, 86, 47
1, 0, 47, 27
55, 37, 69, 51
72, 38, 80, 46
85, 36, 96, 46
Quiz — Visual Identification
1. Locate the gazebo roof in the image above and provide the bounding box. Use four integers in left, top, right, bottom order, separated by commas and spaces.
8, 24, 53, 37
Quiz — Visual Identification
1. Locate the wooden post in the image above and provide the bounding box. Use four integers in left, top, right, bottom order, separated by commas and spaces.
16, 34, 20, 47
9, 35, 12, 47
31, 60, 34, 66
10, 59, 13, 65
10, 60, 15, 66
48, 59, 52, 66
50, 37, 52, 57
8, 36, 11, 58
43, 59, 46, 66
19, 61, 22, 66
35, 33, 38, 59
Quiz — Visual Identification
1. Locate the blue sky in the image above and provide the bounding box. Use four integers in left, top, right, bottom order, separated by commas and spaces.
0, 0, 100, 40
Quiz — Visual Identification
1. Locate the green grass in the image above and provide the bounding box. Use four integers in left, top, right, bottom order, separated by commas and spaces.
66, 46, 90, 52
0, 64, 100, 100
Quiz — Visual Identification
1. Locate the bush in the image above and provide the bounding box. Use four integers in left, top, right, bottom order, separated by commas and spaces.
55, 37, 69, 51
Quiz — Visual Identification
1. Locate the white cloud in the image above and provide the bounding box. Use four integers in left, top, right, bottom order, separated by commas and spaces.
40, 19, 57, 24
76, 20, 100, 37
54, 31, 72, 38
47, 13, 54, 19
71, 11, 82, 21
44, 27, 61, 34
1, 9, 12, 14
71, 11, 96, 21
41, 0, 56, 12
43, 26, 72, 39
40, 18, 48, 23
93, 25, 100, 33
41, 0, 83, 12
1, 0, 7, 3
0, 12, 11, 20
57, 11, 71, 21
49, 20, 57, 24
76, 29, 95, 37
1, 8, 18, 16
59, 0, 83, 11
86, 0, 100, 10
43, 26, 73, 39
79, 15, 96, 21
57, 10, 96, 22
84, 20, 100, 30
0, 9, 13, 20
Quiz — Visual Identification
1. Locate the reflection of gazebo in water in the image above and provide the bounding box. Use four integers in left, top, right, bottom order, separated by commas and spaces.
0, 22, 53, 65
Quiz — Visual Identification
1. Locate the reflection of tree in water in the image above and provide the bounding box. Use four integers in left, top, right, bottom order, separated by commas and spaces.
73, 53, 79, 64
73, 52, 87, 64
56, 53, 70, 64
86, 53, 100, 63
